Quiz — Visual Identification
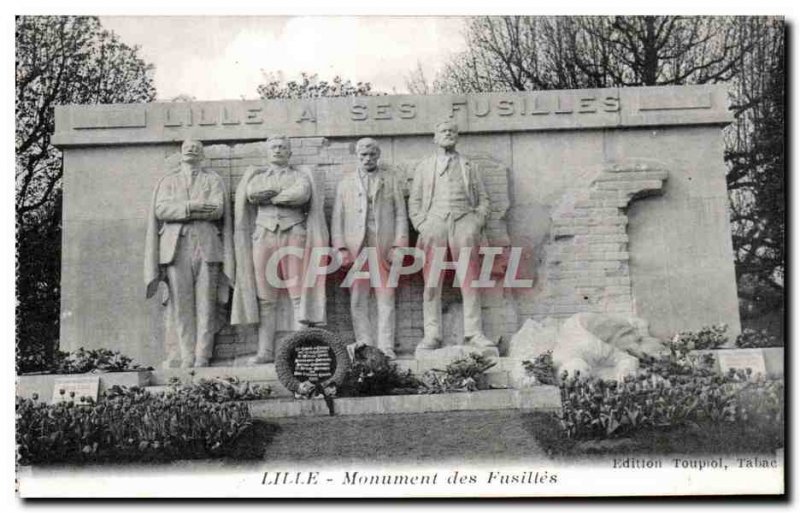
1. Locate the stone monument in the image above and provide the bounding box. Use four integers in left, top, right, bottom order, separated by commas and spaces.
54, 85, 741, 368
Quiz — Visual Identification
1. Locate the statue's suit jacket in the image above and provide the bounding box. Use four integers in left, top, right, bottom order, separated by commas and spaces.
143, 169, 234, 301
331, 166, 408, 266
407, 152, 491, 234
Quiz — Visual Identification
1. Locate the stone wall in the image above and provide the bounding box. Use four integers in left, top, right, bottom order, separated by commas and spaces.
55, 85, 741, 366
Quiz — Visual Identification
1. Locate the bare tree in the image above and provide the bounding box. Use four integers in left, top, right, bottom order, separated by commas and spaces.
569, 16, 745, 86
436, 16, 748, 92
405, 61, 433, 95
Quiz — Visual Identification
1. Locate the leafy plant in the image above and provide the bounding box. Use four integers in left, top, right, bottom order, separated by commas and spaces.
556, 351, 784, 440
167, 377, 271, 403
637, 338, 717, 379
735, 328, 783, 348
50, 347, 147, 374
340, 346, 420, 397
420, 353, 496, 393
18, 347, 148, 375
16, 385, 253, 465
671, 324, 730, 351
522, 351, 557, 385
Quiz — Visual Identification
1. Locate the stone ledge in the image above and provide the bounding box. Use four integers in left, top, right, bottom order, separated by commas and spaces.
16, 370, 151, 404
150, 365, 278, 385
690, 347, 784, 378
150, 356, 524, 391
248, 387, 561, 419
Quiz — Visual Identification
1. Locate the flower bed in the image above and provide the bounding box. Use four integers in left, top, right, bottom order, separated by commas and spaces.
521, 326, 784, 441
16, 380, 264, 465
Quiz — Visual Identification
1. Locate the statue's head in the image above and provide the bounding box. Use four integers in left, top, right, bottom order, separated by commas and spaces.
433, 119, 459, 150
607, 325, 642, 355
583, 313, 666, 360
607, 322, 666, 360
266, 135, 291, 166
355, 137, 381, 172
181, 139, 204, 164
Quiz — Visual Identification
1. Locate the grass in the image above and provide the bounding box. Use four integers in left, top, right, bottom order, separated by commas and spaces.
526, 412, 785, 459
230, 410, 548, 464
225, 410, 784, 464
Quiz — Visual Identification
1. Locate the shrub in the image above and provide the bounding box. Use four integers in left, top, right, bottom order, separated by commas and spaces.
637, 335, 718, 379
340, 346, 420, 397
522, 351, 557, 385
735, 328, 783, 348
420, 353, 496, 393
18, 347, 148, 375
16, 385, 253, 465
671, 324, 729, 351
16, 350, 50, 375
167, 376, 272, 403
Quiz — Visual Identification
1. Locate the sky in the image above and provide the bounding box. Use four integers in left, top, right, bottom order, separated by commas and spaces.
100, 16, 468, 101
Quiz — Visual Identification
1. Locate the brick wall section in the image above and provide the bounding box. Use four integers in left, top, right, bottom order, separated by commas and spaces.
522, 164, 668, 322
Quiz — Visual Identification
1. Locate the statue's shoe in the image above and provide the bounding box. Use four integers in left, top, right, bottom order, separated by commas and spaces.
194, 357, 210, 368
380, 348, 397, 360
416, 337, 441, 350
469, 334, 496, 348
249, 353, 274, 365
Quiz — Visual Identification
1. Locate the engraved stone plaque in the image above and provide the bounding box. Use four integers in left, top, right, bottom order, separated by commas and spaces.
716, 350, 768, 378
51, 376, 100, 405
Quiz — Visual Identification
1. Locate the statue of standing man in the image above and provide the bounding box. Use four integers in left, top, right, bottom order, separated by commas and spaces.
231, 136, 328, 365
331, 138, 408, 360
144, 139, 235, 368
408, 120, 495, 351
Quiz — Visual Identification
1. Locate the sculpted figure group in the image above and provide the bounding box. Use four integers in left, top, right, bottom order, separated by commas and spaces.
146, 121, 495, 368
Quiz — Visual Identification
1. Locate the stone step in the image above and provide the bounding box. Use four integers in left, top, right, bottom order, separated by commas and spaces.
150, 365, 278, 386
145, 380, 294, 398
149, 356, 529, 386
248, 387, 561, 419
149, 368, 512, 394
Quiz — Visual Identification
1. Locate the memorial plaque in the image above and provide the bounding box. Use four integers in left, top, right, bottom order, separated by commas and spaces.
274, 328, 351, 394
52, 376, 100, 405
292, 343, 336, 383
716, 350, 768, 378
